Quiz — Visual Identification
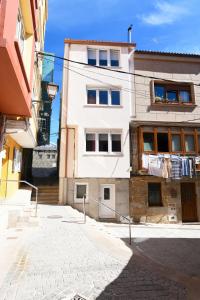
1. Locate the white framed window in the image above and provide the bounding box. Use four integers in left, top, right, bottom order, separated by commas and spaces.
85, 131, 122, 155
87, 48, 120, 67
74, 183, 88, 203
86, 88, 121, 106
16, 9, 25, 54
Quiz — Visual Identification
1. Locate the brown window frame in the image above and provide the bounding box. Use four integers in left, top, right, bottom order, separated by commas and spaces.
151, 81, 195, 106
141, 127, 199, 156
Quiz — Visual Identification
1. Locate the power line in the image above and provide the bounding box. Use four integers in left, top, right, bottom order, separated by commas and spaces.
43, 57, 200, 124
37, 51, 200, 87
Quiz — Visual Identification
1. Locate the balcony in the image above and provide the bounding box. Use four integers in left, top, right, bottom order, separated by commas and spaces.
0, 0, 36, 117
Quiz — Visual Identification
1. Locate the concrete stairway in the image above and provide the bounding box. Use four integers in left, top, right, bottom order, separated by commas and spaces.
32, 185, 59, 205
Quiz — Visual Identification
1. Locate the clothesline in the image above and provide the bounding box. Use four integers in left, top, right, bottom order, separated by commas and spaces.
142, 154, 200, 180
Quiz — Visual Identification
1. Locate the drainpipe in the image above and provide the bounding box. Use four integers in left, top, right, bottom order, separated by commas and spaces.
128, 47, 136, 118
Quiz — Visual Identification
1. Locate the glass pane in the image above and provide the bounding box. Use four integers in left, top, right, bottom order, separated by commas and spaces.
157, 133, 169, 152
86, 133, 95, 151
180, 90, 190, 103
76, 185, 86, 199
111, 90, 120, 105
99, 90, 108, 105
104, 188, 110, 200
155, 85, 165, 101
88, 49, 96, 65
143, 133, 154, 151
111, 134, 121, 152
148, 183, 162, 207
166, 90, 178, 102
87, 90, 96, 104
110, 50, 119, 67
99, 134, 108, 152
185, 135, 195, 152
99, 50, 107, 66
172, 135, 181, 152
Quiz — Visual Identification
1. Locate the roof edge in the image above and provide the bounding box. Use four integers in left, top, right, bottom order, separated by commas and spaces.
135, 50, 200, 59
64, 38, 136, 47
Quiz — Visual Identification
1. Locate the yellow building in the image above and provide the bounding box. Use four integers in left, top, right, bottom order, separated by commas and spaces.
0, 0, 48, 198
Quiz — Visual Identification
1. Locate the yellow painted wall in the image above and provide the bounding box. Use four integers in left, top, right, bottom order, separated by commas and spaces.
0, 136, 21, 198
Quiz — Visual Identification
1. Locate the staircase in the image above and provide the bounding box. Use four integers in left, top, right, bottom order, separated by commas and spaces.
32, 184, 59, 205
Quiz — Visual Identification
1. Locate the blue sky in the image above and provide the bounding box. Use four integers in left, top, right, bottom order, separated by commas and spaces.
45, 0, 200, 143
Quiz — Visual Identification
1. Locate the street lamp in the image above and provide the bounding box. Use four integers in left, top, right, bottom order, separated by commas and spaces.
46, 82, 59, 100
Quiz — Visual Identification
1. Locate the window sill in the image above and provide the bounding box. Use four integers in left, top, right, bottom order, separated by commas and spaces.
84, 65, 122, 70
83, 153, 123, 157
151, 102, 196, 108
84, 105, 123, 108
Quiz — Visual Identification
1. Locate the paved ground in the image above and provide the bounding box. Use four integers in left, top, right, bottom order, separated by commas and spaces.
0, 205, 200, 299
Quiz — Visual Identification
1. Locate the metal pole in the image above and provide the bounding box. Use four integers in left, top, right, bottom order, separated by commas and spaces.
83, 195, 86, 224
129, 219, 132, 245
35, 188, 38, 217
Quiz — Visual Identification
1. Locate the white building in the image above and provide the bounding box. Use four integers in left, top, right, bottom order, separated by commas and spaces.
59, 39, 135, 219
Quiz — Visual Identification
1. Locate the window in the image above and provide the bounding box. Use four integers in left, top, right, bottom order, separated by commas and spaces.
99, 90, 108, 105
47, 154, 50, 159
111, 134, 121, 152
104, 188, 110, 200
86, 88, 120, 106
86, 133, 96, 152
185, 135, 195, 152
157, 133, 169, 152
99, 50, 107, 66
16, 9, 25, 54
87, 90, 96, 104
87, 48, 120, 67
153, 82, 192, 105
148, 183, 162, 207
143, 133, 154, 151
172, 135, 181, 152
12, 148, 22, 173
52, 154, 56, 159
166, 91, 178, 102
39, 154, 42, 159
88, 49, 96, 65
85, 132, 122, 154
142, 127, 199, 154
111, 91, 120, 105
99, 134, 108, 152
74, 183, 88, 203
110, 50, 119, 67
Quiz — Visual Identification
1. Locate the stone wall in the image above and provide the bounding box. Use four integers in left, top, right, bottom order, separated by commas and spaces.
130, 176, 200, 223
59, 177, 129, 220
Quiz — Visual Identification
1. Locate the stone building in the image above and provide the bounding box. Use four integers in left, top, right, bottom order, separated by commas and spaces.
32, 144, 57, 178
130, 50, 200, 223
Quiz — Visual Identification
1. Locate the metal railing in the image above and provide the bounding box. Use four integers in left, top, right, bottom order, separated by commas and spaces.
83, 195, 132, 245
0, 179, 38, 217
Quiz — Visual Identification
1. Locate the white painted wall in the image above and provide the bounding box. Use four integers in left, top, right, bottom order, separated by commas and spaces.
63, 43, 134, 178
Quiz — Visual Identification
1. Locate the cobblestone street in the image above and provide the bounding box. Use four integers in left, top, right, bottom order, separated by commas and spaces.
0, 205, 199, 299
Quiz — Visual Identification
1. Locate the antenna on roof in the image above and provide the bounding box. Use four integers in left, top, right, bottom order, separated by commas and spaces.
128, 24, 133, 43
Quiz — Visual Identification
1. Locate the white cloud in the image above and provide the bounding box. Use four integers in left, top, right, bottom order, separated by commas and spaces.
140, 1, 189, 25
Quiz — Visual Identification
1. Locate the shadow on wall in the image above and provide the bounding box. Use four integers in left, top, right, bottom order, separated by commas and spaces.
32, 167, 57, 177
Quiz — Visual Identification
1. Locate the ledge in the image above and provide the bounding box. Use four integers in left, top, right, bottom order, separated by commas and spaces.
151, 103, 196, 108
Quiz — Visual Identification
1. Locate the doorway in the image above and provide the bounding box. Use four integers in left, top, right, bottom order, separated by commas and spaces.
99, 184, 115, 218
181, 182, 198, 222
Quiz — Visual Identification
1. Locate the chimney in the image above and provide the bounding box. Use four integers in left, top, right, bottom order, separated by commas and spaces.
128, 25, 133, 43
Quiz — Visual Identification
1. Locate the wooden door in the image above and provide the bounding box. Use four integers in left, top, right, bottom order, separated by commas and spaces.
181, 182, 198, 222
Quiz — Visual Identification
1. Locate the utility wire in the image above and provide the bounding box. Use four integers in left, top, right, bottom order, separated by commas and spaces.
37, 51, 200, 87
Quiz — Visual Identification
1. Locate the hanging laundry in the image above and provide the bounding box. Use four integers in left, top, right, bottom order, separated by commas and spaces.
170, 156, 182, 180
142, 154, 149, 169
148, 155, 163, 177
181, 157, 190, 176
